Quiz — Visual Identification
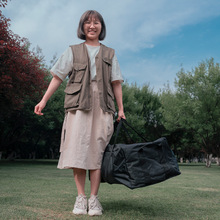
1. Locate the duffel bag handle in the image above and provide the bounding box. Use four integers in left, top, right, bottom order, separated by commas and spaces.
113, 119, 148, 144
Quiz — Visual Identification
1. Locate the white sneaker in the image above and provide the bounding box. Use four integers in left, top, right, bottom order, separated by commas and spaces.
88, 195, 103, 216
72, 194, 87, 215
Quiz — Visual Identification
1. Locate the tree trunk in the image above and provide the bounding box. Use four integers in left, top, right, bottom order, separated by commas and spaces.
50, 148, 55, 159
32, 152, 36, 160
216, 157, 220, 166
206, 154, 212, 167
7, 151, 16, 160
180, 157, 183, 163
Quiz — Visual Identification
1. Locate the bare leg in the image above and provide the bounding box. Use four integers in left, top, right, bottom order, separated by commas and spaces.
73, 168, 86, 196
90, 169, 101, 196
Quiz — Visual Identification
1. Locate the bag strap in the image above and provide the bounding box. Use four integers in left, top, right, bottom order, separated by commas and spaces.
113, 119, 148, 144
113, 119, 123, 144
121, 119, 148, 142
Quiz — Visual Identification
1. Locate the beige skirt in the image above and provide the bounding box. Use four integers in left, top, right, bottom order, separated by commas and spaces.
57, 81, 114, 170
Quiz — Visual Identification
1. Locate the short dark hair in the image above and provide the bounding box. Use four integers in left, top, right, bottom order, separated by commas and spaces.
77, 10, 106, 41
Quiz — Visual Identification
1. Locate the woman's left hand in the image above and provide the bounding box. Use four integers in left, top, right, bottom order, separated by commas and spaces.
117, 110, 126, 122
111, 80, 126, 122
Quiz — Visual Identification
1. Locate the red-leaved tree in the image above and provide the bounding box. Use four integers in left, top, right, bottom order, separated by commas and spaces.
0, 0, 8, 8
0, 4, 48, 154
0, 9, 48, 114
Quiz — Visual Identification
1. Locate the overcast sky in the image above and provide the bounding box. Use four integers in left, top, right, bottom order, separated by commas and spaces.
2, 0, 220, 92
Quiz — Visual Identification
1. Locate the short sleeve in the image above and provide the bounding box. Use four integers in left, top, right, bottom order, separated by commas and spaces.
50, 47, 73, 81
111, 54, 123, 83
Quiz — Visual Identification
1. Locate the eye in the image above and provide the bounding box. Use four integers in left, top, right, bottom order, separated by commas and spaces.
84, 20, 91, 25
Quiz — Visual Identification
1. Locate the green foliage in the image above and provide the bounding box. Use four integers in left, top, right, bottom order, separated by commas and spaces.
22, 77, 67, 159
0, 74, 67, 159
116, 83, 163, 143
161, 58, 220, 158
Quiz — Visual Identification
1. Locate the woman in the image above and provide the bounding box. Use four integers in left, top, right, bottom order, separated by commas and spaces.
34, 10, 125, 216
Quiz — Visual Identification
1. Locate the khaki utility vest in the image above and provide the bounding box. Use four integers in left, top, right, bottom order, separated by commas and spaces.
64, 43, 116, 114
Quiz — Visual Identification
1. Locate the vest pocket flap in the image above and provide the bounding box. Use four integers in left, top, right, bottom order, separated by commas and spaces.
103, 58, 112, 65
64, 84, 82, 94
73, 63, 87, 83
73, 63, 87, 71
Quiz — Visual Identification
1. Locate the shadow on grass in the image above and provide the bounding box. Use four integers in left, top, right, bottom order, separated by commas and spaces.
102, 199, 178, 219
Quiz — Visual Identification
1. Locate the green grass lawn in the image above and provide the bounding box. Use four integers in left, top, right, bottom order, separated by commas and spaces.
0, 160, 220, 220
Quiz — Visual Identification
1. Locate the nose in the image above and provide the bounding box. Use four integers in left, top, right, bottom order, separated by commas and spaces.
89, 22, 95, 28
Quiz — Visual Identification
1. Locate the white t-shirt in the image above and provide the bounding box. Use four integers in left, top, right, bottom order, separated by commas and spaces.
51, 44, 123, 82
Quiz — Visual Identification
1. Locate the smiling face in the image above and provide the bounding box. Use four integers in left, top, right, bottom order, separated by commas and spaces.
77, 10, 106, 41
83, 16, 102, 42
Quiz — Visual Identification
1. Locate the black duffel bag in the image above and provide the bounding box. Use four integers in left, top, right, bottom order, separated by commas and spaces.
101, 119, 181, 189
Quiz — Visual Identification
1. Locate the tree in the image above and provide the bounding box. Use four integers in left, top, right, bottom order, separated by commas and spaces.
17, 77, 66, 159
0, 10, 48, 113
0, 8, 48, 153
161, 58, 220, 166
0, 0, 8, 8
160, 86, 199, 161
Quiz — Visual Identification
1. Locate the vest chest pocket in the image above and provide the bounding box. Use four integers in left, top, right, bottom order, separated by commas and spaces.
64, 83, 82, 109
103, 58, 112, 65
73, 63, 87, 83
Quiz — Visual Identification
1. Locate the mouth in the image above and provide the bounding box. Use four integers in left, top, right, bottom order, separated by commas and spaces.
89, 30, 96, 33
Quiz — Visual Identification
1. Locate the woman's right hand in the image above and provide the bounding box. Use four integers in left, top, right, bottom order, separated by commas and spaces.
34, 100, 47, 116
34, 75, 62, 116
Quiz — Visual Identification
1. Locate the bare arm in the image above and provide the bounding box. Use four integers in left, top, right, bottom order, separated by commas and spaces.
34, 74, 62, 116
112, 80, 126, 121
